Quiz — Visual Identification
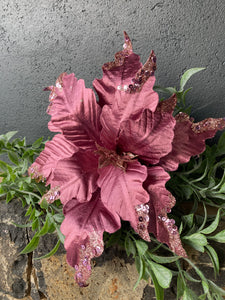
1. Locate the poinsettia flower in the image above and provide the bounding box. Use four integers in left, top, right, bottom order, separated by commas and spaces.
29, 32, 225, 287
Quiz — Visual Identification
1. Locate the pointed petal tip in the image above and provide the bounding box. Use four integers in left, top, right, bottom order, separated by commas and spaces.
123, 31, 130, 41
122, 31, 133, 52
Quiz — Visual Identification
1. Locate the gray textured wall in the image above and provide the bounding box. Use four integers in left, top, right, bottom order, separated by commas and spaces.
0, 0, 224, 143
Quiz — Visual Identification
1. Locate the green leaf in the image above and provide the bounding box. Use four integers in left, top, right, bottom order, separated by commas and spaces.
6, 191, 15, 203
134, 256, 144, 289
32, 218, 39, 231
181, 185, 193, 200
53, 213, 64, 223
125, 236, 136, 257
32, 137, 44, 149
20, 233, 40, 254
201, 280, 209, 295
205, 245, 219, 277
47, 222, 56, 234
148, 268, 164, 300
200, 208, 221, 234
216, 132, 225, 156
183, 287, 198, 300
40, 198, 48, 209
142, 260, 151, 281
208, 280, 225, 296
135, 240, 148, 256
105, 229, 122, 248
4, 131, 18, 141
147, 260, 172, 289
179, 221, 183, 234
208, 229, 225, 243
12, 221, 33, 228
25, 204, 32, 216
55, 224, 65, 244
177, 273, 186, 299
182, 214, 194, 228
147, 252, 180, 264
179, 68, 205, 91
183, 272, 201, 283
153, 86, 177, 95
37, 217, 50, 236
34, 240, 61, 260
29, 208, 36, 221
8, 151, 19, 165
0, 160, 8, 172
182, 233, 207, 252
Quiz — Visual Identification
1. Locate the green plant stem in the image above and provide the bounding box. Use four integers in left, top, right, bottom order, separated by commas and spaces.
13, 188, 42, 201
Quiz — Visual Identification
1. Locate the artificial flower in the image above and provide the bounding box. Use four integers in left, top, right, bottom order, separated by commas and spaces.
29, 32, 225, 286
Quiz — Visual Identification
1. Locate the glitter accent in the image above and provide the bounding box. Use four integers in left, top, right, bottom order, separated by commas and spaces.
28, 165, 45, 183
76, 272, 82, 279
102, 31, 133, 71
123, 85, 128, 91
135, 203, 150, 241
95, 246, 102, 255
191, 118, 225, 134
175, 113, 225, 135
126, 50, 157, 94
74, 231, 104, 287
41, 186, 60, 204
156, 94, 177, 113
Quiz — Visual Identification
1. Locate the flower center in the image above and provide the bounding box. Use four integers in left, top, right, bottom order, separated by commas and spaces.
95, 144, 137, 171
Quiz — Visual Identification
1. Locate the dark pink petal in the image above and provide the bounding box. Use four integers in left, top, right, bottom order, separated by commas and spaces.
50, 150, 99, 205
60, 190, 121, 286
116, 95, 177, 164
97, 160, 150, 241
144, 166, 187, 257
47, 73, 102, 151
94, 32, 158, 149
28, 134, 78, 184
160, 113, 225, 171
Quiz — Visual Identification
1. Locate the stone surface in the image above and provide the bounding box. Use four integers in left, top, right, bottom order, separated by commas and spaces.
0, 0, 224, 143
1, 198, 225, 299
0, 199, 29, 299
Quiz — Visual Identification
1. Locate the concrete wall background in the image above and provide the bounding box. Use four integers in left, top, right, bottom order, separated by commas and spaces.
0, 0, 224, 143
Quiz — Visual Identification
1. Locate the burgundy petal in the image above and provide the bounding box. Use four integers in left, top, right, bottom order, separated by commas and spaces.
117, 95, 177, 164
50, 150, 99, 205
160, 113, 225, 171
28, 134, 77, 184
47, 73, 102, 151
97, 160, 150, 240
144, 166, 187, 257
60, 190, 121, 286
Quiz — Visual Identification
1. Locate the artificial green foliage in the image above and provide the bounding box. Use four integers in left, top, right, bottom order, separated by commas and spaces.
0, 132, 64, 257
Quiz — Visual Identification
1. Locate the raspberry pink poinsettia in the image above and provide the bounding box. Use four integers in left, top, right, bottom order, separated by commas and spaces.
29, 32, 225, 287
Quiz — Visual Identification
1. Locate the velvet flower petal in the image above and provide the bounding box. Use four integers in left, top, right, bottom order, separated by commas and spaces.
49, 150, 99, 205
28, 134, 78, 184
97, 160, 150, 241
60, 190, 121, 286
160, 112, 225, 171
94, 32, 158, 149
144, 166, 187, 257
47, 73, 102, 151
117, 94, 177, 164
